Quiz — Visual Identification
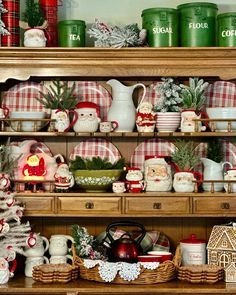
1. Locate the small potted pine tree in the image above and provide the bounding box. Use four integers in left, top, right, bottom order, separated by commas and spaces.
154, 77, 182, 132
171, 139, 202, 193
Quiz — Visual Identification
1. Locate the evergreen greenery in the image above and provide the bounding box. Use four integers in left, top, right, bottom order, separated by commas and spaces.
36, 80, 79, 110
206, 139, 224, 163
23, 0, 45, 28
154, 77, 182, 112
0, 138, 20, 175
70, 156, 125, 171
171, 139, 200, 171
180, 78, 209, 111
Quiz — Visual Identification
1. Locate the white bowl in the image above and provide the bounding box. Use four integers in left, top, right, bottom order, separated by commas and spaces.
206, 107, 236, 131
10, 111, 47, 132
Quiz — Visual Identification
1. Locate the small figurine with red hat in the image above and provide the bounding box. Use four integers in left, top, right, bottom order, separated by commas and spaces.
125, 167, 146, 193
73, 101, 101, 132
22, 154, 46, 180
54, 163, 74, 192
136, 102, 156, 132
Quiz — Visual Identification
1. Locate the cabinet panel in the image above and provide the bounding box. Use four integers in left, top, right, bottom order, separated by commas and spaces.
125, 196, 190, 216
58, 197, 122, 216
193, 197, 236, 216
16, 196, 55, 216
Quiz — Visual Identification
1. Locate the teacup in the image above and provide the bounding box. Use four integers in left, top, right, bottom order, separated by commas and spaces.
9, 111, 47, 132
99, 121, 118, 132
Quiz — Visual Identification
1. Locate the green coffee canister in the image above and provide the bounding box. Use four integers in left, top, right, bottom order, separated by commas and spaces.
218, 12, 236, 47
142, 8, 178, 47
58, 20, 86, 47
177, 2, 218, 47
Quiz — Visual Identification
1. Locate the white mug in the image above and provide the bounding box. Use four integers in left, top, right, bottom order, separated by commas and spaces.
24, 235, 49, 257
24, 256, 49, 277
49, 254, 73, 264
99, 121, 118, 132
49, 234, 74, 256
112, 181, 126, 193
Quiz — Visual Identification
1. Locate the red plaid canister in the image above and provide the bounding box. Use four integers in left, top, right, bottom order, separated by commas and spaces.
1, 0, 20, 46
39, 0, 58, 46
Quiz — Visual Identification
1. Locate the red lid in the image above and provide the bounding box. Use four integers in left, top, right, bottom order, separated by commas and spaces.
180, 234, 206, 244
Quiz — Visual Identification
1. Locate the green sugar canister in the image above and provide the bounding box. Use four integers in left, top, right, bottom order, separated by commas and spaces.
142, 8, 178, 47
218, 12, 236, 47
58, 20, 86, 47
177, 2, 218, 47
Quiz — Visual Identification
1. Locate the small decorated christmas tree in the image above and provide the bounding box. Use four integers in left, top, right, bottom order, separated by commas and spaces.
0, 0, 10, 36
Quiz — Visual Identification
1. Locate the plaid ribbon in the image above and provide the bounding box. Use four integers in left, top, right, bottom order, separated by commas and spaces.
40, 0, 58, 46
69, 138, 121, 164
1, 0, 20, 46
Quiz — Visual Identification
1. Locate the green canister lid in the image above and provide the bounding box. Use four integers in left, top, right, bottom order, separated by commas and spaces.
177, 2, 218, 10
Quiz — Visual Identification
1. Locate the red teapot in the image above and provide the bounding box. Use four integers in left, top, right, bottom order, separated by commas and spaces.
105, 221, 146, 263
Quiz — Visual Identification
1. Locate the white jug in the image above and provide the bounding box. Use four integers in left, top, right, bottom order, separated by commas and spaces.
23, 235, 49, 257
107, 79, 146, 132
201, 158, 232, 192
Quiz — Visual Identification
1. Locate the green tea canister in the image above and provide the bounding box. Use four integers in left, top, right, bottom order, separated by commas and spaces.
218, 12, 236, 47
141, 8, 178, 47
177, 2, 218, 47
58, 20, 86, 47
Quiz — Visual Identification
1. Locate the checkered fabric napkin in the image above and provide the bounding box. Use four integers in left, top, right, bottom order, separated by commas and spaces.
69, 138, 121, 164
2, 81, 48, 112
205, 81, 236, 107
130, 138, 176, 171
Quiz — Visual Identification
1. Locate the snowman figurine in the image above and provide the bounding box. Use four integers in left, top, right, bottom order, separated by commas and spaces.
125, 168, 145, 193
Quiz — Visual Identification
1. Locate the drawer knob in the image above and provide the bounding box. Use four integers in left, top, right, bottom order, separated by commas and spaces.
153, 202, 161, 209
221, 202, 230, 209
85, 202, 94, 209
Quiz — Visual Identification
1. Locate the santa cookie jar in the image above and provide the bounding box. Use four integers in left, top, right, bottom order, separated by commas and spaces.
125, 168, 145, 193
73, 102, 101, 132
136, 102, 156, 132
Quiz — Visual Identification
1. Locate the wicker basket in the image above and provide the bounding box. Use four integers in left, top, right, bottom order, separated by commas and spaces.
73, 245, 181, 284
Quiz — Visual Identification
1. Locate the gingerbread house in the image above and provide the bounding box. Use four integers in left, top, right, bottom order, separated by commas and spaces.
207, 223, 236, 282
225, 263, 236, 283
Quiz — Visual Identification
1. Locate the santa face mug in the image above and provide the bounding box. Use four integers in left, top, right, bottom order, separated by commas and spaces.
24, 235, 49, 257
49, 234, 74, 256
51, 109, 78, 132
24, 256, 49, 278
173, 171, 202, 193
99, 121, 118, 132
112, 181, 126, 193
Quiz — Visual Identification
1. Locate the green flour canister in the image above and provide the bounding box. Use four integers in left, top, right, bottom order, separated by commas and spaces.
142, 8, 178, 47
58, 20, 86, 47
218, 12, 236, 47
177, 2, 218, 47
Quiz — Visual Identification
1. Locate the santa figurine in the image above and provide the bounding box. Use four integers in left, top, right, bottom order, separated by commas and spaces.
73, 101, 101, 132
22, 154, 46, 180
54, 163, 74, 192
136, 102, 156, 132
125, 168, 145, 193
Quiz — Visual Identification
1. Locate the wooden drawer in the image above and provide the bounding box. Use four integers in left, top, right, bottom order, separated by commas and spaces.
193, 197, 236, 215
125, 196, 190, 216
58, 197, 122, 216
16, 196, 55, 216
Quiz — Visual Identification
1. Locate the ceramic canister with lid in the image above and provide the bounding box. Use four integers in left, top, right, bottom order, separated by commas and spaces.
180, 234, 206, 265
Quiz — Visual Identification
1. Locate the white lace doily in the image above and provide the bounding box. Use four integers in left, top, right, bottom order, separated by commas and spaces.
82, 259, 160, 282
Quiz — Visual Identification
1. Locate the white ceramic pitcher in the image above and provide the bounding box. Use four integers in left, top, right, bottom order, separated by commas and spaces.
107, 79, 146, 132
201, 158, 232, 192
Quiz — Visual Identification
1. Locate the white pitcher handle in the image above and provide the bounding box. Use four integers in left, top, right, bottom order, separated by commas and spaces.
135, 83, 147, 111
42, 236, 49, 252
222, 161, 233, 170
43, 256, 49, 264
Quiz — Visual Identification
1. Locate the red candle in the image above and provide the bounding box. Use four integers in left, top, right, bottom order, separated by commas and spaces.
39, 0, 58, 46
1, 0, 20, 47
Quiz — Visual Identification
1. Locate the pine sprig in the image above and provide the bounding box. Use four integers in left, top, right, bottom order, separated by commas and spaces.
23, 0, 45, 28
36, 80, 79, 110
70, 156, 125, 171
206, 139, 224, 163
171, 139, 200, 171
